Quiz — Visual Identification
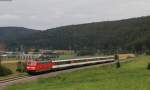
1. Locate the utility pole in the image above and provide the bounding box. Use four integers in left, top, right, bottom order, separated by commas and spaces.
0, 41, 6, 66
0, 55, 2, 66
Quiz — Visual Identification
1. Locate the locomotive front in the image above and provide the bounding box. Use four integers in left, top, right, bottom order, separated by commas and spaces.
26, 54, 54, 74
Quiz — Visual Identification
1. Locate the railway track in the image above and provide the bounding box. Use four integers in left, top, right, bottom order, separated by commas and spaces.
0, 74, 29, 84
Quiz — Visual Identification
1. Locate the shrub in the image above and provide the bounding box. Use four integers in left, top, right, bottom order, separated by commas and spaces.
0, 65, 12, 76
116, 62, 121, 68
147, 63, 150, 70
146, 50, 150, 55
16, 61, 26, 73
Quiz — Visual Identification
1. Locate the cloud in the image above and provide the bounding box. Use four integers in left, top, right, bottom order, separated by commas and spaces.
30, 15, 38, 19
1, 0, 150, 29
0, 14, 20, 20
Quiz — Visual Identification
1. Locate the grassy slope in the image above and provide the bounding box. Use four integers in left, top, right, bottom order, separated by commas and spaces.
3, 63, 17, 73
5, 56, 150, 90
0, 63, 19, 80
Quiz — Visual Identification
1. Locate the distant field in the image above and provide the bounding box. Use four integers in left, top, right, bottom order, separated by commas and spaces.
4, 55, 150, 90
56, 54, 104, 60
55, 54, 76, 60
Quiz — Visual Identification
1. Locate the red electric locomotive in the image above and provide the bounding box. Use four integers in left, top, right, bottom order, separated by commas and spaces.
26, 51, 58, 74
26, 56, 53, 74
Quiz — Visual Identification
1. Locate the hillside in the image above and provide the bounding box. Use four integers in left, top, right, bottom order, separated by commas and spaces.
37, 16, 150, 52
1, 16, 150, 52
0, 27, 40, 49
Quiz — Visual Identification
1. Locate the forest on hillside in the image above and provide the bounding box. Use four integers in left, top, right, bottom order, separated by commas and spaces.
0, 16, 150, 54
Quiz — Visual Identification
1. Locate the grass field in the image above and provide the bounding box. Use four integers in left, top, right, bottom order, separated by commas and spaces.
4, 55, 150, 90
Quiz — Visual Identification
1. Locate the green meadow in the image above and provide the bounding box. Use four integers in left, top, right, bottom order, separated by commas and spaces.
4, 56, 150, 90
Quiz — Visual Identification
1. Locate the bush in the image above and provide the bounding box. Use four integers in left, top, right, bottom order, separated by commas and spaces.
16, 61, 26, 73
146, 50, 150, 55
0, 65, 12, 76
147, 63, 150, 70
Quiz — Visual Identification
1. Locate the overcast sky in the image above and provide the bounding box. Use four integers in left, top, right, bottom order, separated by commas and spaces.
0, 0, 150, 30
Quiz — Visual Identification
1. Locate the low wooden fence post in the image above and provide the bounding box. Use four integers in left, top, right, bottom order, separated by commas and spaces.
115, 54, 120, 68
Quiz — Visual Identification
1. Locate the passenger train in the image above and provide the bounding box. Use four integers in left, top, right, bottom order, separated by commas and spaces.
26, 53, 115, 74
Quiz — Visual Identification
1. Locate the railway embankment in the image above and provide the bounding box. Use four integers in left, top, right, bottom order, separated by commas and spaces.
2, 55, 145, 90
